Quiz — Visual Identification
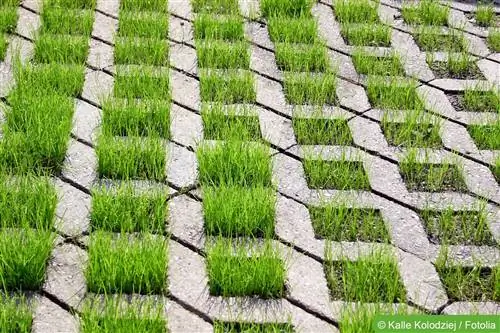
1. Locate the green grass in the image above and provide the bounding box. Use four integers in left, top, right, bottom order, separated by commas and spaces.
333, 0, 379, 24
81, 296, 166, 333
203, 185, 275, 238
0, 34, 6, 60
352, 51, 405, 76
191, 0, 239, 14
366, 77, 424, 110
86, 231, 167, 294
488, 29, 500, 52
402, 0, 449, 26
91, 184, 167, 234
101, 99, 170, 138
421, 206, 495, 246
197, 141, 272, 187
284, 72, 337, 105
413, 28, 467, 52
214, 322, 293, 333
293, 117, 352, 145
44, 0, 96, 10
194, 14, 244, 41
275, 43, 329, 72
462, 89, 500, 113
339, 305, 413, 333
325, 250, 406, 302
303, 158, 370, 190
34, 34, 89, 64
476, 4, 496, 27
340, 23, 391, 47
261, 0, 313, 18
309, 204, 389, 242
199, 69, 256, 103
197, 40, 250, 69
115, 38, 169, 66
0, 294, 32, 333
119, 0, 167, 12
0, 175, 56, 230
268, 16, 318, 44
0, 229, 54, 291
427, 52, 481, 79
202, 104, 261, 141
118, 11, 168, 39
206, 238, 286, 298
468, 123, 500, 150
41, 8, 94, 35
114, 67, 170, 100
494, 156, 500, 183
0, 5, 17, 34
97, 136, 166, 181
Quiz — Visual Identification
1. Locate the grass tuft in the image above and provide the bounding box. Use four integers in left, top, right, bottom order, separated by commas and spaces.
268, 16, 318, 44
119, 0, 167, 12
114, 67, 170, 100
214, 322, 293, 333
0, 34, 6, 60
41, 8, 94, 35
352, 51, 404, 76
199, 69, 256, 103
194, 14, 244, 41
260, 0, 313, 18
44, 0, 96, 10
275, 43, 329, 72
402, 0, 449, 26
487, 29, 500, 52
462, 89, 500, 113
303, 158, 370, 190
476, 4, 495, 27
201, 104, 261, 141
197, 40, 250, 69
413, 28, 467, 52
0, 294, 32, 333
468, 123, 500, 150
118, 11, 168, 39
34, 34, 89, 64
333, 0, 379, 24
367, 77, 423, 110
191, 0, 239, 14
340, 24, 391, 47
115, 38, 169, 66
284, 73, 337, 105
0, 5, 18, 34
293, 117, 352, 145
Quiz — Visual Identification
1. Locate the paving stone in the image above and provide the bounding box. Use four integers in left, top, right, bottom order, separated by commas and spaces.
442, 302, 500, 314
32, 296, 79, 333
167, 143, 198, 189
81, 70, 114, 106
54, 179, 91, 236
62, 139, 98, 190
92, 11, 118, 45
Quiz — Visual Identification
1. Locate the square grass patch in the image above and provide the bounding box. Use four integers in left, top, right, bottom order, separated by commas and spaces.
86, 232, 167, 294
115, 38, 169, 66
206, 239, 286, 298
118, 11, 168, 39
194, 14, 244, 41
41, 8, 94, 35
199, 70, 255, 103
34, 34, 89, 65
203, 185, 275, 238
96, 136, 166, 181
474, 4, 497, 27
333, 0, 379, 24
191, 0, 239, 14
202, 104, 261, 141
44, 0, 96, 9
197, 141, 272, 187
101, 99, 170, 138
459, 89, 500, 113
268, 16, 318, 44
468, 124, 500, 150
402, 0, 449, 26
340, 23, 391, 47
275, 43, 329, 72
303, 159, 370, 190
0, 229, 54, 291
309, 205, 389, 243
0, 294, 32, 333
197, 40, 250, 69
284, 72, 337, 105
260, 0, 313, 18
0, 5, 17, 34
119, 0, 167, 12
214, 322, 294, 333
436, 265, 499, 302
91, 184, 167, 234
367, 78, 423, 110
400, 162, 467, 192
421, 208, 495, 246
488, 29, 500, 52
114, 68, 170, 100
352, 53, 405, 76
325, 252, 406, 303
293, 118, 352, 145
428, 58, 485, 80
382, 122, 443, 148
413, 30, 467, 52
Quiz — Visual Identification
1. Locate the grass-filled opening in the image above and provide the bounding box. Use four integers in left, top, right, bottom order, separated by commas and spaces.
284, 72, 337, 105
303, 158, 370, 190
118, 11, 168, 39
366, 77, 423, 110
196, 40, 250, 69
97, 136, 166, 181
293, 117, 352, 145
352, 51, 405, 76
475, 4, 496, 27
309, 204, 389, 243
324, 250, 406, 303
461, 89, 500, 113
41, 7, 94, 36
191, 0, 239, 14
0, 5, 18, 34
119, 0, 167, 13
199, 69, 256, 103
260, 0, 313, 18
402, 0, 449, 26
81, 296, 166, 333
101, 99, 171, 138
203, 185, 275, 238
44, 0, 97, 10
413, 28, 467, 52
194, 14, 244, 41
214, 321, 293, 333
114, 67, 170, 100
333, 0, 379, 24
488, 29, 500, 52
0, 229, 54, 291
0, 294, 32, 333
0, 34, 7, 60
421, 206, 495, 246
468, 123, 500, 150
34, 34, 89, 65
399, 152, 467, 193
197, 141, 272, 187
201, 104, 261, 141
86, 231, 167, 294
91, 184, 167, 234
339, 304, 414, 333
206, 238, 286, 298
340, 23, 391, 47
494, 156, 500, 184
267, 16, 318, 44
115, 38, 169, 66
427, 53, 484, 80
275, 43, 329, 72
0, 175, 56, 230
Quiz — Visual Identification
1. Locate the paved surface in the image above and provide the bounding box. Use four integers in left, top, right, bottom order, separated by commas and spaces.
0, 0, 499, 332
